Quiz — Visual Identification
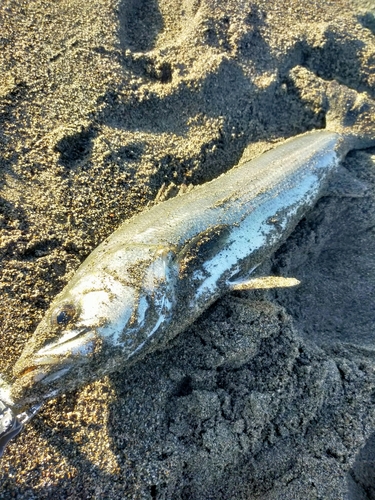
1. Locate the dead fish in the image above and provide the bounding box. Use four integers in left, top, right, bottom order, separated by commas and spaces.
0, 68, 374, 455
4, 130, 361, 409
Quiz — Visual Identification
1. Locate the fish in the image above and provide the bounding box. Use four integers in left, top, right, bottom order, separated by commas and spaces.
3, 129, 360, 411
1, 67, 374, 456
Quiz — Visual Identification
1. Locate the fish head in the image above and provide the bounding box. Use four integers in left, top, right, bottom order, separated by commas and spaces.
11, 244, 178, 408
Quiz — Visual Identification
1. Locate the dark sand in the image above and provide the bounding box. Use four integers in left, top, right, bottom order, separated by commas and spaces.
1, 0, 375, 498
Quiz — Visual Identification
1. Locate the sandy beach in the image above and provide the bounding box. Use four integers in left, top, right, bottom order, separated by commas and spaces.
1, 0, 375, 498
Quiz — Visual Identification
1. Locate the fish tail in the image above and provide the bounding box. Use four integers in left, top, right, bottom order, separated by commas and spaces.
288, 65, 375, 152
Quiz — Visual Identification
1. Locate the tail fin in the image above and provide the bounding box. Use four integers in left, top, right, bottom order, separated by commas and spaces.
288, 66, 375, 152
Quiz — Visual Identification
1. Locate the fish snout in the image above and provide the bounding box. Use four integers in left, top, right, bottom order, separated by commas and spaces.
11, 329, 97, 405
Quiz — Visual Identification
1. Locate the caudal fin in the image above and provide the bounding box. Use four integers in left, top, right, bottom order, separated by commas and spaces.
288, 66, 375, 152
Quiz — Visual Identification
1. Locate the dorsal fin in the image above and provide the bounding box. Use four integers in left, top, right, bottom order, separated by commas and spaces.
153, 182, 195, 205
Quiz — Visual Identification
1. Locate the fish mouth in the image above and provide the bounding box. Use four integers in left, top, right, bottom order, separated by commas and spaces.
14, 329, 96, 387
36, 327, 95, 357
17, 364, 74, 384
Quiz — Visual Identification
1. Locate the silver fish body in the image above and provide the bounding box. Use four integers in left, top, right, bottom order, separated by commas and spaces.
10, 130, 346, 407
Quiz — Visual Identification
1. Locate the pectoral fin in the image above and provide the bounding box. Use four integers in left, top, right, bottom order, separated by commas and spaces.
229, 276, 300, 290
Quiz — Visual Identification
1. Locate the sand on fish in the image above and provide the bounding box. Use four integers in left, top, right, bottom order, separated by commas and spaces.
1, 0, 375, 498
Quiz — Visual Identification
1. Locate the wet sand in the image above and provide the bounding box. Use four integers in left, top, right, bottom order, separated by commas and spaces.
1, 0, 375, 498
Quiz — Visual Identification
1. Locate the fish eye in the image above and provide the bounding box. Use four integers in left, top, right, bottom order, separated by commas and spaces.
52, 304, 76, 326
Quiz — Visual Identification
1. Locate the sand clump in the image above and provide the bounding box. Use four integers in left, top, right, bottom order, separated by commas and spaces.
1, 0, 375, 498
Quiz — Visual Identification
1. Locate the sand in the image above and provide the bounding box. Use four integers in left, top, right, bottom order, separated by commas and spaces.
0, 0, 375, 498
